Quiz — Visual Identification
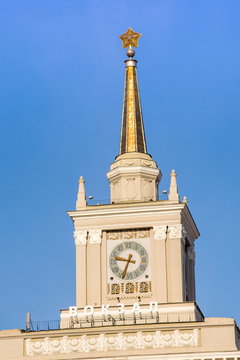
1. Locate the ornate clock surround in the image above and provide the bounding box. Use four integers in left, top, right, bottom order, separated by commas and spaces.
106, 228, 153, 301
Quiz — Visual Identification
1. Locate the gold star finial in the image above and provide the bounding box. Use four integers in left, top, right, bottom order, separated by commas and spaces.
119, 27, 142, 49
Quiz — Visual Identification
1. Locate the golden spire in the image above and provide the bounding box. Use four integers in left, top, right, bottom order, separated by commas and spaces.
119, 28, 147, 154
119, 28, 142, 48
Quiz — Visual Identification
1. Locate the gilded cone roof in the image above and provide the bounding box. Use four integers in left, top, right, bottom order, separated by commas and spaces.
120, 62, 147, 154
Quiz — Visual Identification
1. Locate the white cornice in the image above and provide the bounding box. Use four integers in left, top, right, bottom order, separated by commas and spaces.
68, 203, 185, 218
68, 203, 200, 240
181, 204, 200, 241
107, 165, 160, 179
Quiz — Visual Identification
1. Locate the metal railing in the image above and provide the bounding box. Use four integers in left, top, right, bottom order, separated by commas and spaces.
28, 320, 60, 332
27, 312, 202, 332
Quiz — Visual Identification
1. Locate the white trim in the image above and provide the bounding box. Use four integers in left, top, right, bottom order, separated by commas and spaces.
107, 165, 160, 179
68, 204, 185, 218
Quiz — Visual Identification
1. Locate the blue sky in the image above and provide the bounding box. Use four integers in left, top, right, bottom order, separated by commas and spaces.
0, 0, 240, 330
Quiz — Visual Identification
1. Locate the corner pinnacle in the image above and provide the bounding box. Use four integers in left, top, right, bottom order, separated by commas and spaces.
76, 176, 86, 209
168, 169, 180, 202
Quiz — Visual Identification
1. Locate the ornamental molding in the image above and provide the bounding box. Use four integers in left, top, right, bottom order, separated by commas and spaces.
108, 166, 160, 179
106, 229, 150, 241
88, 229, 102, 244
168, 224, 187, 239
168, 224, 182, 239
153, 225, 187, 240
25, 329, 198, 356
110, 158, 157, 171
153, 226, 167, 240
74, 230, 87, 246
106, 292, 152, 300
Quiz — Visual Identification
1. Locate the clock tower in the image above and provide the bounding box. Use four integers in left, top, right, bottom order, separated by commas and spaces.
67, 28, 200, 320
1, 28, 240, 360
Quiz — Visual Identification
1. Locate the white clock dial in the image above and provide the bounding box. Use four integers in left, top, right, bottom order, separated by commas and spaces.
109, 241, 148, 280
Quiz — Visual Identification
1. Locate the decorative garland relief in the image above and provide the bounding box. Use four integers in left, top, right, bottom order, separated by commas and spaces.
25, 329, 198, 356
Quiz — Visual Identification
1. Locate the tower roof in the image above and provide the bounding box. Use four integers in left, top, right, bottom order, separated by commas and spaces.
119, 28, 147, 155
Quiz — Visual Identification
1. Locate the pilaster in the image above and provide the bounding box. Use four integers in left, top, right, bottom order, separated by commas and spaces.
87, 230, 102, 306
167, 224, 185, 302
74, 229, 102, 308
74, 230, 87, 307
153, 226, 168, 303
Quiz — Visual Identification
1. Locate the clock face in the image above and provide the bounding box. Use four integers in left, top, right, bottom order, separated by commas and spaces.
109, 241, 148, 280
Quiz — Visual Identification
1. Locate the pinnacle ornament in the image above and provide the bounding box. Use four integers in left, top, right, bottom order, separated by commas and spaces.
119, 27, 142, 49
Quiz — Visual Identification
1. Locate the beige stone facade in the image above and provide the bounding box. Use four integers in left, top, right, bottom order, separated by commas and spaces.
1, 30, 239, 360
1, 316, 240, 359
69, 200, 198, 308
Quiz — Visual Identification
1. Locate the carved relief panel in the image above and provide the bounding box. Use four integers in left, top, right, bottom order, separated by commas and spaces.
125, 177, 137, 200
143, 178, 154, 201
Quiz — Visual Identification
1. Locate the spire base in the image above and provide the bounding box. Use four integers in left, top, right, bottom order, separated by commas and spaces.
107, 152, 161, 203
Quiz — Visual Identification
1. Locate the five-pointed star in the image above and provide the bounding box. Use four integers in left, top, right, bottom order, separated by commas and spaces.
119, 28, 142, 48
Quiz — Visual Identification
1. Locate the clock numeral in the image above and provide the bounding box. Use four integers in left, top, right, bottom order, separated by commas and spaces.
140, 264, 146, 272
112, 267, 119, 274
133, 269, 141, 278
117, 244, 124, 252
133, 243, 140, 251
125, 272, 133, 280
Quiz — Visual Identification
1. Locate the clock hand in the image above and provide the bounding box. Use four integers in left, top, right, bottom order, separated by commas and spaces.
122, 254, 133, 279
115, 256, 136, 264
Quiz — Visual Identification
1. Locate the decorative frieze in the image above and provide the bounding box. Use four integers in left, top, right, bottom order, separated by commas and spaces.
25, 329, 198, 356
110, 157, 157, 170
106, 228, 150, 241
74, 231, 87, 246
